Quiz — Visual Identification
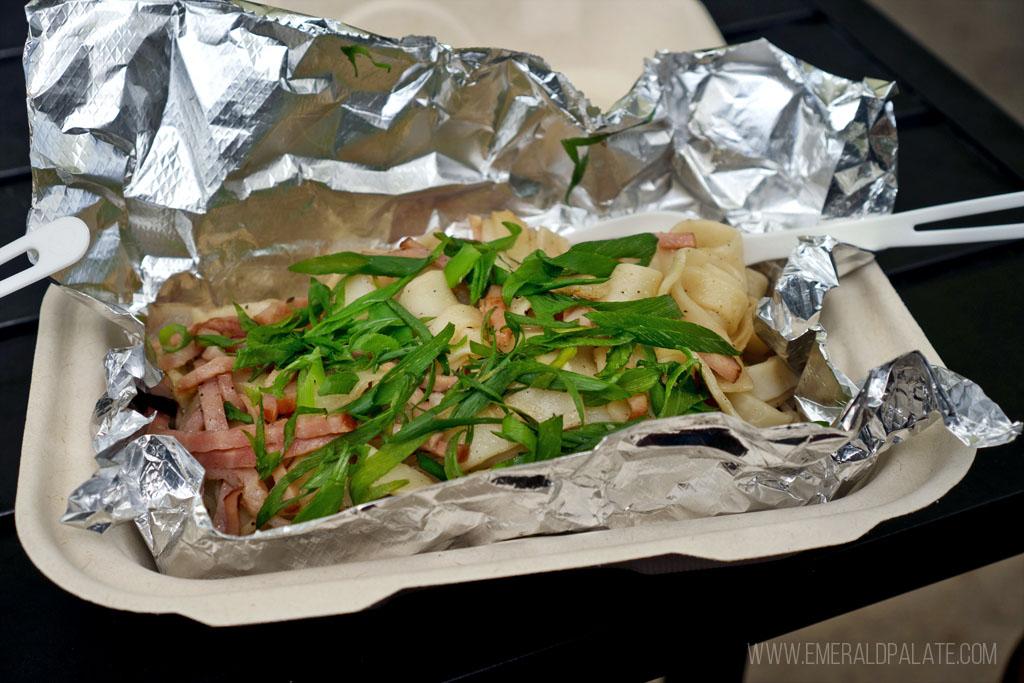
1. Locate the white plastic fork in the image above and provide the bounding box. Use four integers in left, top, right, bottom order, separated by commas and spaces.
579, 191, 1024, 264
0, 217, 90, 299
1, 192, 1022, 299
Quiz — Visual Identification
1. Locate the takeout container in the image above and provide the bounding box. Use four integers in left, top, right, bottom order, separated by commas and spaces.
15, 0, 976, 625
15, 259, 975, 625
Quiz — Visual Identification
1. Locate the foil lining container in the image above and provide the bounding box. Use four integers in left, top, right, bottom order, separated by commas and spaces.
31, 0, 1016, 578
61, 238, 1021, 578
25, 0, 896, 317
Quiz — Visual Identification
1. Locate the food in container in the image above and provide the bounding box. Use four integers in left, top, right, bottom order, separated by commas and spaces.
143, 215, 806, 535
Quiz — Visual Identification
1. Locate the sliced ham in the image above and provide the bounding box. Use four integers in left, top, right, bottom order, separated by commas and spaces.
196, 435, 338, 470
177, 356, 235, 392
259, 382, 297, 421
177, 395, 205, 433
154, 413, 356, 454
190, 316, 244, 339
201, 345, 227, 361
213, 484, 242, 535
156, 340, 201, 371
272, 463, 302, 513
423, 374, 458, 392
263, 393, 278, 422
627, 394, 649, 419
423, 433, 468, 463
254, 300, 293, 325
656, 232, 697, 249
479, 285, 514, 353
423, 432, 447, 457
199, 379, 228, 432
218, 374, 244, 410
205, 468, 267, 517
239, 391, 260, 422
699, 352, 742, 383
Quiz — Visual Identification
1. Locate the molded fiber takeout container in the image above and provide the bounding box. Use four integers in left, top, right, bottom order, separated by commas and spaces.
13, 3, 974, 625
15, 260, 976, 625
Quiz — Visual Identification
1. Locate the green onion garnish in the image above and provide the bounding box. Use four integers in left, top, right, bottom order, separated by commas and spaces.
158, 323, 192, 353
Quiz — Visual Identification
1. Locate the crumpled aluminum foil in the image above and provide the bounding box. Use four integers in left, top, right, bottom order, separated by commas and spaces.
25, 0, 896, 317
61, 237, 1021, 578
754, 235, 863, 422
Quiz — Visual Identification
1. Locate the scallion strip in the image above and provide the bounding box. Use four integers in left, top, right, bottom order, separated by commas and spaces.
443, 243, 482, 288
158, 323, 192, 353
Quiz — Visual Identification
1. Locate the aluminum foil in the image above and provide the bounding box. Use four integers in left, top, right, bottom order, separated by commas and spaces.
25, 0, 896, 317
61, 239, 1021, 578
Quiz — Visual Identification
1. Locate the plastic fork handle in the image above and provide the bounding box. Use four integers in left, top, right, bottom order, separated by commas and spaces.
0, 217, 90, 299
742, 221, 1024, 265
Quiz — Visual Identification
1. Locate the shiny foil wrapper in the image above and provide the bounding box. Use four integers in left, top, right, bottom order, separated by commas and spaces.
36, 0, 1016, 577
25, 0, 896, 316
61, 239, 1021, 578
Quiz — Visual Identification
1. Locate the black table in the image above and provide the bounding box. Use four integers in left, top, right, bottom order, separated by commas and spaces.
3, 1, 1022, 680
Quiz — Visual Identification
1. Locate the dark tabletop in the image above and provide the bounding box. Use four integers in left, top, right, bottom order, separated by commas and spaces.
2, 1, 1022, 681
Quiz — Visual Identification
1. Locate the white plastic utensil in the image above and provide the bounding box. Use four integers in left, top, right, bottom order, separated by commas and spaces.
1, 192, 1021, 300
579, 192, 1024, 264
0, 217, 90, 299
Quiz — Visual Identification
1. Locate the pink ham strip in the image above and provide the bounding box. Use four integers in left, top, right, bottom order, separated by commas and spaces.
479, 285, 515, 353
205, 468, 267, 517
239, 391, 260, 422
213, 484, 242, 535
218, 374, 244, 410
263, 385, 298, 421
177, 356, 235, 391
177, 395, 205, 433
196, 435, 338, 469
156, 340, 201, 371
272, 463, 302, 512
254, 300, 293, 325
201, 345, 227, 361
190, 316, 244, 338
425, 432, 469, 463
199, 379, 229, 431
153, 413, 356, 453
656, 232, 697, 249
424, 374, 458, 392
627, 394, 650, 419
263, 393, 279, 422
699, 352, 742, 383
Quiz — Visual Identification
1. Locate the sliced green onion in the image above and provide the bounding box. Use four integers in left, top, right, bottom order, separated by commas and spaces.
535, 415, 563, 462
443, 243, 482, 288
416, 452, 447, 481
223, 402, 254, 425
319, 371, 359, 396
195, 334, 237, 349
548, 346, 577, 370
158, 323, 192, 353
443, 430, 465, 480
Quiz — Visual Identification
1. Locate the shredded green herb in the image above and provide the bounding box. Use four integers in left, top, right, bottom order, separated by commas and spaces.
340, 44, 392, 77
223, 402, 254, 425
